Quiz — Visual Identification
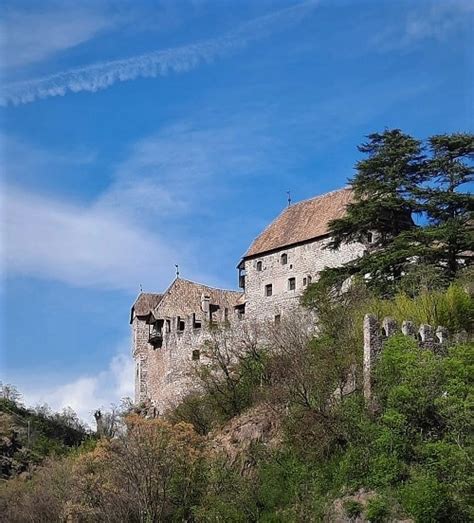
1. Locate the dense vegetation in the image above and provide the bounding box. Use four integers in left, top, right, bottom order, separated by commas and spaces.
320, 130, 473, 295
1, 130, 471, 521
1, 276, 472, 522
0, 388, 89, 480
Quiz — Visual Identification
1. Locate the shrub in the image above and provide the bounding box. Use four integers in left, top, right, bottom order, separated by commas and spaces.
365, 496, 389, 522
398, 472, 450, 523
344, 499, 363, 518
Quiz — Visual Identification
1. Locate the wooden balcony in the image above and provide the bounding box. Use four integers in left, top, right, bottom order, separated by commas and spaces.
149, 328, 163, 347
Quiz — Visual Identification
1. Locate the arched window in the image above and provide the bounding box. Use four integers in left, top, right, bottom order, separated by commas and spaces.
256, 261, 263, 271
281, 253, 288, 265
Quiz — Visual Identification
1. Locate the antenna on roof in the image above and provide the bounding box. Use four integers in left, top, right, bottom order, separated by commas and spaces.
175, 264, 180, 278
287, 190, 292, 207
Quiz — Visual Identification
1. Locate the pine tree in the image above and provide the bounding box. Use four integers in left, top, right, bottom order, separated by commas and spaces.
421, 133, 474, 279
325, 129, 425, 294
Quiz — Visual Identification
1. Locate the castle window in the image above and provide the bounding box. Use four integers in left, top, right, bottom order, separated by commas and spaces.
177, 316, 185, 332
235, 303, 245, 319
256, 261, 263, 272
166, 319, 171, 333
367, 231, 374, 244
288, 277, 296, 291
307, 275, 312, 285
274, 314, 281, 324
265, 284, 273, 297
281, 253, 287, 265
303, 277, 307, 286
192, 349, 200, 361
193, 313, 201, 329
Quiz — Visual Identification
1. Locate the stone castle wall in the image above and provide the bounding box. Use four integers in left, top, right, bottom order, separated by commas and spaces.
134, 312, 245, 414
363, 314, 454, 404
132, 316, 151, 403
243, 237, 364, 321
132, 237, 365, 413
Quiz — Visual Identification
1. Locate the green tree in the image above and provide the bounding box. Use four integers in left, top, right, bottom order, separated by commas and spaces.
324, 129, 425, 294
321, 130, 473, 295
421, 133, 474, 279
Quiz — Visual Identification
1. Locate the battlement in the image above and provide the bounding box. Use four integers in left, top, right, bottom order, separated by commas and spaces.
363, 314, 467, 404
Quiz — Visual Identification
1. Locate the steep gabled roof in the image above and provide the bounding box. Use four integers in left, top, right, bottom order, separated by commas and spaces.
130, 292, 163, 323
151, 278, 243, 319
243, 187, 353, 258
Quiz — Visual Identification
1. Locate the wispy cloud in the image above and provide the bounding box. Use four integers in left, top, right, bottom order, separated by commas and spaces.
0, 110, 279, 291
2, 185, 179, 292
0, 0, 318, 106
372, 0, 474, 51
18, 341, 134, 424
0, 5, 120, 70
97, 118, 278, 222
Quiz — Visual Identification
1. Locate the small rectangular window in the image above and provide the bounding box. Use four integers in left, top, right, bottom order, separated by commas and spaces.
265, 284, 273, 297
274, 314, 281, 324
193, 313, 201, 329
281, 253, 287, 265
303, 277, 307, 286
192, 349, 200, 361
288, 277, 296, 291
256, 261, 263, 271
177, 316, 185, 331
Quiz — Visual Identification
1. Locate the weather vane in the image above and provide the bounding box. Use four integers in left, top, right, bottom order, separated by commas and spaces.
175, 264, 180, 278
287, 190, 292, 207
139, 283, 143, 292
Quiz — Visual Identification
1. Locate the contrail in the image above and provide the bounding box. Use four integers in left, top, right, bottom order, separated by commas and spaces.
1, 1, 318, 106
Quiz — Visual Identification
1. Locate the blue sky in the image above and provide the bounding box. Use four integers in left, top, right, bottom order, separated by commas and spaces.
1, 0, 473, 422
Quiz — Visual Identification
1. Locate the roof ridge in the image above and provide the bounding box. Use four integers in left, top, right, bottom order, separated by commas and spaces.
242, 185, 353, 259
286, 186, 352, 210
176, 277, 242, 294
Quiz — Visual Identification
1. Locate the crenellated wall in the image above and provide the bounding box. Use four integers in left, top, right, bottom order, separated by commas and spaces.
363, 314, 457, 404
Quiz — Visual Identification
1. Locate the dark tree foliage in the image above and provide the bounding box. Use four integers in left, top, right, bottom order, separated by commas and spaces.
322, 129, 473, 295
420, 133, 474, 278
328, 129, 424, 251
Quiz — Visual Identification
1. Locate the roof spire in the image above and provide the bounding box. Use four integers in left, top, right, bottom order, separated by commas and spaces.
287, 189, 291, 207
139, 283, 143, 293
175, 264, 180, 278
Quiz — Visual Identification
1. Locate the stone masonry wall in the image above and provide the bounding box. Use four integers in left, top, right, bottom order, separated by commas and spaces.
132, 316, 152, 403
142, 313, 245, 414
363, 314, 453, 405
244, 237, 364, 321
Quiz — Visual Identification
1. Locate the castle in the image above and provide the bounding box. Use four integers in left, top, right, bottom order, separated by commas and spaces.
131, 187, 366, 413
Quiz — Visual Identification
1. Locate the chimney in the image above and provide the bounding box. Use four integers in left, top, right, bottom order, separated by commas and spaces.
201, 294, 210, 321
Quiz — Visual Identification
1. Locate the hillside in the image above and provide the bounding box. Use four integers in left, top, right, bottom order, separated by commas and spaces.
0, 395, 89, 480
1, 277, 472, 522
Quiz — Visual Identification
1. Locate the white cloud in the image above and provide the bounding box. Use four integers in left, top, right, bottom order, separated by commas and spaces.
0, 0, 319, 106
19, 342, 135, 425
372, 0, 474, 51
0, 113, 278, 292
98, 119, 277, 221
2, 185, 178, 292
0, 5, 119, 70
